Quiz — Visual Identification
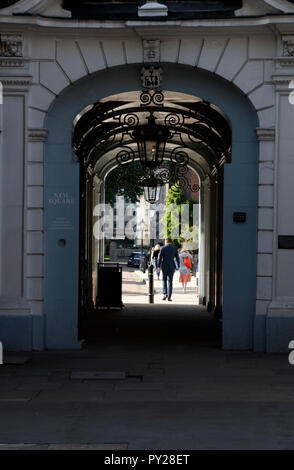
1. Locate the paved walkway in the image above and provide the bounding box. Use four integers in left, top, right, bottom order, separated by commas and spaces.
124, 266, 199, 305
0, 267, 293, 449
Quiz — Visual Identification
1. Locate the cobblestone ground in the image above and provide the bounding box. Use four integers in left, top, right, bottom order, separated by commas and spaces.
0, 267, 294, 449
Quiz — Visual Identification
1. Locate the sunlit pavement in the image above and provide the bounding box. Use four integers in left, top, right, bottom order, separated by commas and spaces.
0, 267, 294, 449
123, 266, 199, 306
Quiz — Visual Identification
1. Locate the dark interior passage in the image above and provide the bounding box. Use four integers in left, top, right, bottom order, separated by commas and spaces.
82, 266, 221, 349
83, 305, 222, 349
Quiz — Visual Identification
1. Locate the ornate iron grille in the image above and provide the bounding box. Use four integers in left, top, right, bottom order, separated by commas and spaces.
73, 90, 231, 181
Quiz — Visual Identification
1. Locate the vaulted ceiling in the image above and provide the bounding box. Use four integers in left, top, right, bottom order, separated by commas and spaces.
73, 91, 232, 178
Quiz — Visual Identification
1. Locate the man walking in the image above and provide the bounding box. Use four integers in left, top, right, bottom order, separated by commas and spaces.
157, 237, 180, 301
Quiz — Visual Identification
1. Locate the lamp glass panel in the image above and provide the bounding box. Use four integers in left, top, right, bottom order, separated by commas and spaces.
145, 139, 157, 164
144, 184, 160, 204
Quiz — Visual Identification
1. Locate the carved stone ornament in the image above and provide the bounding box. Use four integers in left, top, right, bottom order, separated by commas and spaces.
0, 34, 23, 58
140, 65, 163, 90
283, 40, 294, 57
143, 39, 160, 64
28, 128, 47, 143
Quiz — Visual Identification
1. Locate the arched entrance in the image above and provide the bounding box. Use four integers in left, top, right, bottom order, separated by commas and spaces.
72, 89, 231, 335
44, 63, 258, 350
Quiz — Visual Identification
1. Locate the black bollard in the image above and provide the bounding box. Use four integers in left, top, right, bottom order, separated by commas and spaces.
148, 264, 154, 304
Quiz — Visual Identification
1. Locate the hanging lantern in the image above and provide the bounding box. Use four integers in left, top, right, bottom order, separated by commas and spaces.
140, 174, 163, 204
132, 112, 170, 169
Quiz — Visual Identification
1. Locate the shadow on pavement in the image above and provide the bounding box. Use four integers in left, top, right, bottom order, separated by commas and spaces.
82, 304, 222, 349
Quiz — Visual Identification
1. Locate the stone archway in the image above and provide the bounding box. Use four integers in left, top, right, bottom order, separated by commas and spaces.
72, 89, 231, 330
44, 63, 258, 349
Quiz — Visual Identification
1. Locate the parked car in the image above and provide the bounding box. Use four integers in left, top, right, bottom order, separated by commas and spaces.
127, 252, 142, 267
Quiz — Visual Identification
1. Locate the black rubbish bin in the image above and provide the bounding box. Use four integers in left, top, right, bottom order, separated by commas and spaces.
96, 263, 123, 309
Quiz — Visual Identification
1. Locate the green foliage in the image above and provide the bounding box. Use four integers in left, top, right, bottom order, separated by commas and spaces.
166, 182, 186, 206
160, 182, 199, 250
105, 161, 145, 207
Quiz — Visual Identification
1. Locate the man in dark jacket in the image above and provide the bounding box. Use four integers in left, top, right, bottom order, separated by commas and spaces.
157, 237, 180, 301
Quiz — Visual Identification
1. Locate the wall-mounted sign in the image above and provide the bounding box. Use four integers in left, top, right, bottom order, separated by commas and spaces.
278, 235, 294, 249
49, 217, 73, 230
233, 212, 247, 223
48, 192, 74, 206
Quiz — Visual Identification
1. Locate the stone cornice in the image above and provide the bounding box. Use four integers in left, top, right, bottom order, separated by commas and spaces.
0, 13, 294, 37
272, 74, 294, 91
0, 75, 32, 90
275, 56, 294, 67
0, 57, 26, 68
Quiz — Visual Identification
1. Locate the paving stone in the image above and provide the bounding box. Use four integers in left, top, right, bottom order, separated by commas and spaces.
61, 383, 115, 392
123, 377, 141, 383
0, 391, 36, 402
3, 356, 30, 365
8, 369, 50, 377
0, 378, 22, 391
104, 391, 177, 402
71, 371, 126, 380
148, 363, 163, 370
0, 443, 128, 450
18, 377, 60, 384
34, 390, 105, 402
17, 382, 62, 391
47, 443, 129, 450
142, 370, 165, 381
0, 444, 50, 450
114, 382, 164, 391
48, 372, 71, 382
127, 369, 146, 378
0, 369, 14, 377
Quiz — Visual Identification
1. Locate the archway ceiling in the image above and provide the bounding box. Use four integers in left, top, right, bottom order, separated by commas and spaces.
73, 91, 231, 178
94, 146, 211, 182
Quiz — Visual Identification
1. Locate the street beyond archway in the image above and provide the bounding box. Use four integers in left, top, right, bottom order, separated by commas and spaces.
122, 266, 200, 306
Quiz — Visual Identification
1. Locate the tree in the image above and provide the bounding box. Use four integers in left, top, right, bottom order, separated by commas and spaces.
105, 161, 145, 207
160, 182, 199, 250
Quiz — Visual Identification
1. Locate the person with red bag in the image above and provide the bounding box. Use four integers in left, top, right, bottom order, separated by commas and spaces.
179, 248, 193, 293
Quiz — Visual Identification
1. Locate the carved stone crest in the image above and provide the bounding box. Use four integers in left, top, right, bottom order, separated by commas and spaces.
0, 34, 23, 58
143, 39, 160, 64
140, 65, 163, 90
283, 39, 294, 57
141, 39, 162, 90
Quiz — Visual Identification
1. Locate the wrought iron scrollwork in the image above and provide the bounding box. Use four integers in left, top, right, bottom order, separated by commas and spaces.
153, 163, 200, 193
170, 147, 189, 167
164, 112, 184, 128
119, 113, 139, 127
140, 90, 164, 106
73, 90, 232, 179
115, 146, 136, 165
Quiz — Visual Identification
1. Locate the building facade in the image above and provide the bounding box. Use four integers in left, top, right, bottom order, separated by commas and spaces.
0, 0, 294, 352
